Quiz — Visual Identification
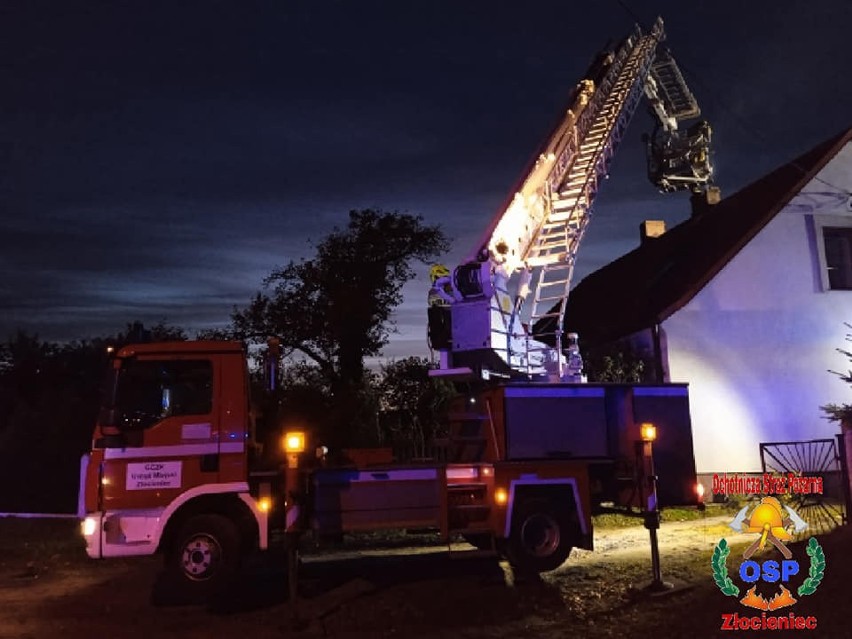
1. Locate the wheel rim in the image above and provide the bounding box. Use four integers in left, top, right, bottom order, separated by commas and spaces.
520, 513, 560, 558
180, 533, 222, 581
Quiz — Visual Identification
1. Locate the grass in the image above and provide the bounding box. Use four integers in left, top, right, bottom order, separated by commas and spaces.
592, 502, 739, 529
0, 517, 87, 569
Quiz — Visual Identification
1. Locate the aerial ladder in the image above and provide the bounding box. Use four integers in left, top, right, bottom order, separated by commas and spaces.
427, 17, 713, 381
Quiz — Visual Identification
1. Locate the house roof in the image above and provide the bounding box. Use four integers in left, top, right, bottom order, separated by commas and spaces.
542, 126, 852, 346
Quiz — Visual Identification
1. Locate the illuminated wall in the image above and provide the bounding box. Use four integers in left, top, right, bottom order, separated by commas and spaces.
662, 141, 852, 473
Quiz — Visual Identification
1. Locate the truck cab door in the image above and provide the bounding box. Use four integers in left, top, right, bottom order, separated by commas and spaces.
98, 356, 221, 512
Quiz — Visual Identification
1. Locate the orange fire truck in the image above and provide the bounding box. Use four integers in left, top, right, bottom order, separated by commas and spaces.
79, 18, 710, 601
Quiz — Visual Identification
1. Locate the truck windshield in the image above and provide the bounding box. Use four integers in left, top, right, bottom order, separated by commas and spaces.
109, 359, 213, 431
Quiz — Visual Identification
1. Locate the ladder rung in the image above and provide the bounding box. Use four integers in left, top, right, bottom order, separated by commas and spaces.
526, 255, 566, 267
535, 291, 569, 300
534, 232, 569, 242
535, 243, 568, 254
542, 210, 582, 226
539, 272, 573, 281
554, 184, 583, 198
536, 229, 569, 240
535, 286, 570, 295
534, 296, 567, 305
548, 211, 587, 224
537, 232, 574, 243
543, 216, 581, 228
530, 312, 562, 321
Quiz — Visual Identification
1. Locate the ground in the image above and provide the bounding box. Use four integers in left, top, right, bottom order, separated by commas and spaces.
0, 511, 849, 639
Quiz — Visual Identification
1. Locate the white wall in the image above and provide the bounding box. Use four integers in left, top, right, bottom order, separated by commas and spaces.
664, 141, 852, 473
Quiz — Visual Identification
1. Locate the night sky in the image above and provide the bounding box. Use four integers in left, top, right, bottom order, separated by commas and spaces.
2, 1, 850, 359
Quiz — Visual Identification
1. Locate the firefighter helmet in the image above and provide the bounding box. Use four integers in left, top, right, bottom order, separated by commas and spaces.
429, 263, 451, 283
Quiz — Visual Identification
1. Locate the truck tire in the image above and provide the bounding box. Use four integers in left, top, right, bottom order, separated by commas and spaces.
507, 498, 575, 573
166, 514, 241, 602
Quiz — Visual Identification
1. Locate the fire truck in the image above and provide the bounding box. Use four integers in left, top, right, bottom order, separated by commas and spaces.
79, 17, 710, 601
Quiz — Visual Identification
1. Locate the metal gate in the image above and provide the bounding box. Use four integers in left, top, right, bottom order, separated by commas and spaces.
760, 437, 850, 534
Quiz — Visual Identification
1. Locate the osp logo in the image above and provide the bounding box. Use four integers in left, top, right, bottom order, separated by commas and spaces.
713, 497, 825, 631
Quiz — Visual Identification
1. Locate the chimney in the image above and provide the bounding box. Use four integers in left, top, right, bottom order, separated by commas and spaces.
690, 185, 722, 217
640, 220, 666, 245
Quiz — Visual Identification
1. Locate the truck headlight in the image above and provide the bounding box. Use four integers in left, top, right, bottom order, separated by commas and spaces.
82, 517, 97, 537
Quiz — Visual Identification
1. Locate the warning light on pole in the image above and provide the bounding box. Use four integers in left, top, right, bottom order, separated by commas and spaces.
640, 423, 657, 442
283, 431, 306, 454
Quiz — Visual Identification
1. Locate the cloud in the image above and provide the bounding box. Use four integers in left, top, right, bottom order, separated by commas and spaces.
2, 0, 850, 352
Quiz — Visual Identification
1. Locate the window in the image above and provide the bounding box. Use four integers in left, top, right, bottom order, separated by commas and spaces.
114, 359, 212, 430
823, 227, 852, 290
812, 214, 852, 292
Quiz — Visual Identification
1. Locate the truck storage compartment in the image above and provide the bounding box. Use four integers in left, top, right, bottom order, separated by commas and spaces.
501, 383, 697, 506
311, 467, 442, 534
503, 386, 609, 458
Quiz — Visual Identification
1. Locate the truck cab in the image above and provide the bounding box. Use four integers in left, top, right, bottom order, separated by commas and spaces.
80, 341, 269, 596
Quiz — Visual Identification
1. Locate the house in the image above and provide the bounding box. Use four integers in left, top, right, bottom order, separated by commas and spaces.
561, 127, 852, 474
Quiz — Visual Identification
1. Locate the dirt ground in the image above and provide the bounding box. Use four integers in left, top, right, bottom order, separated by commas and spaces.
0, 513, 849, 639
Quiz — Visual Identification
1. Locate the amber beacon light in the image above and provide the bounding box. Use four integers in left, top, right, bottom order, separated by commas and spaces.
283, 431, 306, 454
640, 423, 657, 442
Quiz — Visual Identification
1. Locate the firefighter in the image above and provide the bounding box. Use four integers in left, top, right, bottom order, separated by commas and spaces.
427, 263, 456, 352
427, 263, 456, 306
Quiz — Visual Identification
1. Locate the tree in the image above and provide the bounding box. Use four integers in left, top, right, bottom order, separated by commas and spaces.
114, 320, 188, 345
0, 331, 56, 405
0, 321, 189, 512
232, 209, 448, 446
248, 359, 336, 460
582, 342, 649, 383
822, 323, 852, 424
377, 357, 454, 459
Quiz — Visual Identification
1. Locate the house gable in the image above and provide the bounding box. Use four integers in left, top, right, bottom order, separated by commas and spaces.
663, 138, 852, 472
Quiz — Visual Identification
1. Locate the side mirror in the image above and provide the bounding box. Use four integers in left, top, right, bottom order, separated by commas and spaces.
98, 406, 118, 428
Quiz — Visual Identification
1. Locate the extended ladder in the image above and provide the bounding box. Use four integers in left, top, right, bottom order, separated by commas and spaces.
524, 19, 664, 373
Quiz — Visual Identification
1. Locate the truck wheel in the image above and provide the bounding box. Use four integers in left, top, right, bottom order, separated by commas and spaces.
507, 499, 575, 573
167, 514, 241, 602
